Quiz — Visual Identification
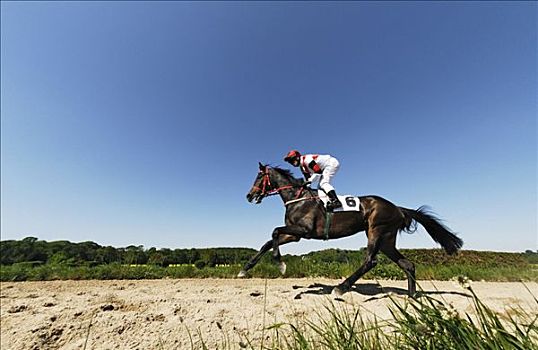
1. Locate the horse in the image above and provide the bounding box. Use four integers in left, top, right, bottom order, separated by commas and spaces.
241, 163, 463, 297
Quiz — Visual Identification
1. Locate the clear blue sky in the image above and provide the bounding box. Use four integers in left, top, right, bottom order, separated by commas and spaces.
1, 2, 536, 254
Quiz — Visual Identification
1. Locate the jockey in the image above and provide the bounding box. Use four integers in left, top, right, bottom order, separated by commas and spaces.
284, 150, 342, 211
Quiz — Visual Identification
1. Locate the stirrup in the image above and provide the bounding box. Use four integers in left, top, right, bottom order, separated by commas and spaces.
333, 200, 342, 208
326, 201, 337, 212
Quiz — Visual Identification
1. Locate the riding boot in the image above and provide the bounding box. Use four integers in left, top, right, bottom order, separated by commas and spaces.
327, 190, 342, 211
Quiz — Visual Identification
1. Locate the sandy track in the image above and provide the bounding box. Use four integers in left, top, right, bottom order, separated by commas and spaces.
1, 279, 537, 349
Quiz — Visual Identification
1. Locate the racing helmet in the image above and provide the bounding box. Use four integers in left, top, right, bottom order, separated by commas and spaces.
284, 150, 301, 162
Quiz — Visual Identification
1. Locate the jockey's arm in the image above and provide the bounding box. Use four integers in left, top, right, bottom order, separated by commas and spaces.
308, 160, 322, 174
302, 155, 323, 174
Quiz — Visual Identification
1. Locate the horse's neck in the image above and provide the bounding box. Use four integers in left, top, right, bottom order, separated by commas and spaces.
272, 177, 299, 202
278, 187, 297, 203
279, 181, 310, 203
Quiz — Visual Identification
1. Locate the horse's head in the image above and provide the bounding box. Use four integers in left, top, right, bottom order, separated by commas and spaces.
246, 163, 272, 204
246, 163, 298, 204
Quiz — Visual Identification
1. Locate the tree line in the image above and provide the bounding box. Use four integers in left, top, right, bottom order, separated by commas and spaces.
1, 237, 537, 268
0, 237, 257, 267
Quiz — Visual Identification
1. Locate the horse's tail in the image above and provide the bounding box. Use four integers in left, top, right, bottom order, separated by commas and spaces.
400, 206, 463, 255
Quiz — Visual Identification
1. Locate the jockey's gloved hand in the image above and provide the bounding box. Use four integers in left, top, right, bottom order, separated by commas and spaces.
302, 180, 312, 188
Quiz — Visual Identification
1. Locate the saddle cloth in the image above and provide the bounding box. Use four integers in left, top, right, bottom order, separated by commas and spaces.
317, 191, 361, 212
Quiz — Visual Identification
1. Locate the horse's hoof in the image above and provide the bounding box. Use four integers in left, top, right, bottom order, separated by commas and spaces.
331, 286, 345, 297
331, 284, 349, 297
278, 262, 287, 275
237, 270, 247, 278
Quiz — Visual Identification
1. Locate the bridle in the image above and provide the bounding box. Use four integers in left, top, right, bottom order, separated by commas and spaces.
253, 167, 294, 198
252, 167, 318, 206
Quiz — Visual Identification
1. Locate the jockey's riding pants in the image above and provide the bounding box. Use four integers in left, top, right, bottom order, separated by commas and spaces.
310, 158, 340, 193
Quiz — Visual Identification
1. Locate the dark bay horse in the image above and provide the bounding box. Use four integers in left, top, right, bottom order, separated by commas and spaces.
242, 163, 463, 296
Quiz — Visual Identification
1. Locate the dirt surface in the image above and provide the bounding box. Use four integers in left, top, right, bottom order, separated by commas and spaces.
1, 278, 537, 349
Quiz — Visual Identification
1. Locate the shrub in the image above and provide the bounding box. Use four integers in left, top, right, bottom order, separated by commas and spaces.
194, 260, 206, 269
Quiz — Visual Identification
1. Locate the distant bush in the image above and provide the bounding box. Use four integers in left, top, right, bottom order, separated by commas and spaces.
194, 260, 206, 269
524, 250, 538, 264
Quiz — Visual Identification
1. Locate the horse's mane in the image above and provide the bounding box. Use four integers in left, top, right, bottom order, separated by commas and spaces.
271, 166, 303, 185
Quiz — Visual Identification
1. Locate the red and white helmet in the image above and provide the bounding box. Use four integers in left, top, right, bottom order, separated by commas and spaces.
284, 150, 301, 162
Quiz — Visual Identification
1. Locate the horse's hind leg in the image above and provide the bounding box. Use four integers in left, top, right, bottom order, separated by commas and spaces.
380, 234, 416, 296
332, 226, 383, 296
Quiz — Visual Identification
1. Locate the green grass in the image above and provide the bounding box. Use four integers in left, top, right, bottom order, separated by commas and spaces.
2, 249, 538, 282
2, 259, 537, 282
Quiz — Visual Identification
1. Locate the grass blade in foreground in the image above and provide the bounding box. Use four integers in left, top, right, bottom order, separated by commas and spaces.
207, 281, 538, 350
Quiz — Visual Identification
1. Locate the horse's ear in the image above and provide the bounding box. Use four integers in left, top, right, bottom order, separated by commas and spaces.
258, 162, 265, 170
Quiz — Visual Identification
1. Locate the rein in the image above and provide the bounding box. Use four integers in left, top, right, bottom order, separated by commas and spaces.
284, 196, 319, 206
284, 186, 319, 206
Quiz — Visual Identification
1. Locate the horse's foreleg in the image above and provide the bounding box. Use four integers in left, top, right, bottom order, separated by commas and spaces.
272, 226, 305, 274
272, 226, 306, 263
271, 227, 285, 263
238, 234, 301, 278
237, 240, 272, 277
